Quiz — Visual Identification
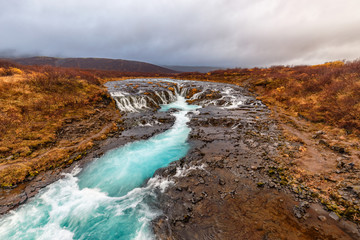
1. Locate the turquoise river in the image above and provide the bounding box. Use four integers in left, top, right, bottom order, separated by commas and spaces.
0, 95, 199, 240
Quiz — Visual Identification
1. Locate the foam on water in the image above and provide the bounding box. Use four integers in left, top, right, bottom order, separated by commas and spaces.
108, 79, 254, 114
0, 96, 199, 240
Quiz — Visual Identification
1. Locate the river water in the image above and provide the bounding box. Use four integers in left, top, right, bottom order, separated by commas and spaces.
0, 96, 198, 240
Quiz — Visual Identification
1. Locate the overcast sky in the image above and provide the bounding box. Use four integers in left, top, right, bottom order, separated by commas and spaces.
1, 0, 360, 67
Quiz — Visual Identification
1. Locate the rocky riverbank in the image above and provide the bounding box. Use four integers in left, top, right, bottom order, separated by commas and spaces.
1, 78, 359, 239
105, 78, 360, 239
152, 91, 360, 239
0, 86, 176, 215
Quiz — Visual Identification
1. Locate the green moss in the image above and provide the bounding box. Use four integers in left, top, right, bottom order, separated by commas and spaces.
1, 183, 13, 188
310, 191, 319, 198
279, 180, 288, 186
257, 182, 265, 187
343, 207, 357, 218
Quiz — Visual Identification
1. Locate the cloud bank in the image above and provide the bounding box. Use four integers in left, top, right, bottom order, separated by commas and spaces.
1, 0, 360, 67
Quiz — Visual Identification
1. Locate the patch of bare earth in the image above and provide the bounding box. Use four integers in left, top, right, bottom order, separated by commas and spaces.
271, 106, 360, 226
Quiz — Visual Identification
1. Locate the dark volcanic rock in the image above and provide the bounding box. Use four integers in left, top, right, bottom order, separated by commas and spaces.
116, 79, 359, 240
1, 79, 358, 240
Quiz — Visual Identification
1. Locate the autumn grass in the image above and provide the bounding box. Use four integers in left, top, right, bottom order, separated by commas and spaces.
0, 68, 101, 158
0, 58, 180, 187
175, 60, 360, 223
0, 62, 122, 186
175, 60, 360, 137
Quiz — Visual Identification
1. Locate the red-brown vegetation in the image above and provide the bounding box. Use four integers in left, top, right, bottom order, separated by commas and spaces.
0, 59, 178, 186
175, 60, 360, 136
176, 61, 360, 223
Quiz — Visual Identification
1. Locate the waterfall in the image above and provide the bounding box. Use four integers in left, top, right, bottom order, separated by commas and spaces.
107, 79, 253, 113
111, 90, 178, 113
0, 95, 199, 240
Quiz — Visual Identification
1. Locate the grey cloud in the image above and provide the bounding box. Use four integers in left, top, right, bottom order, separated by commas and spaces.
0, 0, 360, 67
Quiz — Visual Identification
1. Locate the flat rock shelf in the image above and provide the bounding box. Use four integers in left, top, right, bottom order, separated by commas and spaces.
0, 78, 358, 240
107, 79, 359, 240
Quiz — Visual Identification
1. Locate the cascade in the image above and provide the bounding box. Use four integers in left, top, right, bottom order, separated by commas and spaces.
0, 86, 199, 240
0, 79, 260, 240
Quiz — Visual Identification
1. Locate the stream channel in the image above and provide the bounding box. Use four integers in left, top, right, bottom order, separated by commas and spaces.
0, 88, 199, 239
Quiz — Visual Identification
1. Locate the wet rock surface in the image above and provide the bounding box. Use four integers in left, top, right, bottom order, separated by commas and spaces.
1, 78, 359, 239
0, 114, 174, 215
0, 81, 176, 215
107, 79, 360, 239
118, 79, 358, 240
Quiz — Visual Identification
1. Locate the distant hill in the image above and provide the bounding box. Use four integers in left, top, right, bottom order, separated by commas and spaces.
6, 57, 178, 74
163, 65, 223, 73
